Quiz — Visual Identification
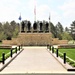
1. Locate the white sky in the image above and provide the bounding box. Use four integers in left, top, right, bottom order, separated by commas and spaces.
0, 0, 75, 28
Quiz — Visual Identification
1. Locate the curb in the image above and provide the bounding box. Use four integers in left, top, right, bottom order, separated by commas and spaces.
47, 49, 75, 72
0, 49, 23, 71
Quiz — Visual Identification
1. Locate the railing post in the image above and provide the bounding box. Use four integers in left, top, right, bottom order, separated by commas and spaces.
2, 52, 5, 64
56, 48, 58, 57
52, 46, 54, 53
47, 45, 48, 49
64, 53, 66, 64
15, 47, 17, 53
19, 45, 20, 51
47, 44, 49, 49
50, 45, 51, 50
10, 48, 13, 58
21, 44, 22, 49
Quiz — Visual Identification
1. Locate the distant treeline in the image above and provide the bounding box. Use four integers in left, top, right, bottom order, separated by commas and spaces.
0, 20, 75, 41
0, 20, 19, 41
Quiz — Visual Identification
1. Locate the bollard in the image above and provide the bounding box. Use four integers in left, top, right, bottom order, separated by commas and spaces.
47, 45, 49, 49
10, 49, 13, 58
20, 44, 22, 49
19, 45, 20, 51
47, 45, 48, 49
21, 44, 22, 49
56, 48, 58, 57
50, 45, 51, 50
2, 52, 5, 64
15, 47, 17, 53
52, 46, 54, 53
64, 53, 66, 64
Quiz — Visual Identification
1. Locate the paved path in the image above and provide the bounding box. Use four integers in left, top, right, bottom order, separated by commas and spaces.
1, 47, 67, 73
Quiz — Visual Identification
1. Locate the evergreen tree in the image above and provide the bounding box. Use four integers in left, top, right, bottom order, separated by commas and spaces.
55, 22, 64, 40
50, 22, 56, 38
70, 21, 75, 40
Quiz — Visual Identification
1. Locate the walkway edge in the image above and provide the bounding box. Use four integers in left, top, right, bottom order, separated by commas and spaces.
0, 49, 23, 71
47, 49, 75, 71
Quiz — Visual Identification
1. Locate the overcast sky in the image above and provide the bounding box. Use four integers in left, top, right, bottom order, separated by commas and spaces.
0, 0, 75, 27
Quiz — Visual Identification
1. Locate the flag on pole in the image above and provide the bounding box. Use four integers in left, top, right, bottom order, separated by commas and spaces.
18, 14, 22, 20
18, 13, 22, 33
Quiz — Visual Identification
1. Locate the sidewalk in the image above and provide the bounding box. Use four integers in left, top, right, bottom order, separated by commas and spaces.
1, 46, 67, 73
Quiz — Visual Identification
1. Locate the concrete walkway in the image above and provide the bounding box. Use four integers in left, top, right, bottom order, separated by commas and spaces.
1, 47, 67, 73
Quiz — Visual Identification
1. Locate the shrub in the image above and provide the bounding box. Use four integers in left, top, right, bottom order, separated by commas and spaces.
66, 58, 69, 62
5, 54, 10, 59
68, 60, 74, 65
72, 63, 75, 67
59, 53, 63, 59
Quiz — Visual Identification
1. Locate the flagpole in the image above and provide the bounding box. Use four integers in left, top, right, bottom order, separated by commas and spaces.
49, 13, 50, 33
34, 0, 36, 22
19, 13, 22, 33
20, 19, 21, 33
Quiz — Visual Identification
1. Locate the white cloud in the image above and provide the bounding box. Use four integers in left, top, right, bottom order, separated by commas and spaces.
0, 0, 74, 28
0, 0, 62, 25
26, 0, 51, 22
50, 11, 61, 25
60, 0, 75, 19
37, 4, 50, 21
0, 0, 21, 22
58, 0, 75, 27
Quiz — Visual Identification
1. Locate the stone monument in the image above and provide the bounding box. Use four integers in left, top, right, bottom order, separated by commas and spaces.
2, 20, 68, 46
18, 20, 52, 46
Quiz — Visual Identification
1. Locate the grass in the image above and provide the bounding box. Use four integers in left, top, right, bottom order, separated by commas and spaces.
0, 49, 10, 61
0, 49, 10, 57
55, 48, 75, 67
0, 48, 19, 61
53, 48, 75, 67
0, 41, 2, 44
58, 48, 75, 61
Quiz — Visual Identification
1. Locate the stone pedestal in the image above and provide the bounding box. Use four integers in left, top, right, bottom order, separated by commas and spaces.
17, 33, 52, 46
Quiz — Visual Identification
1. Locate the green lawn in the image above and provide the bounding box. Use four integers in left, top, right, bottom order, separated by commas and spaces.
0, 49, 10, 57
0, 49, 10, 61
0, 47, 19, 61
59, 49, 75, 61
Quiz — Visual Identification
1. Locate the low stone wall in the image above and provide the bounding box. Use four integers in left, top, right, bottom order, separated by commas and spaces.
58, 44, 75, 48
52, 38, 59, 45
3, 33, 52, 46
58, 40, 68, 45
2, 33, 68, 46
2, 40, 12, 45
17, 33, 52, 46
2, 39, 18, 45
0, 44, 12, 49
52, 38, 68, 45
